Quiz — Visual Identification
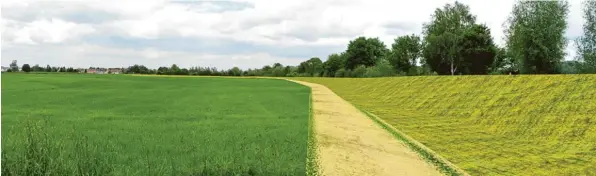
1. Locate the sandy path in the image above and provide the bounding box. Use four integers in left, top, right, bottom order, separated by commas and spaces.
288, 80, 442, 176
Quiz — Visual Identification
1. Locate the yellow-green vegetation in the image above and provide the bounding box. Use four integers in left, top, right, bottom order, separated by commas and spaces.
293, 75, 596, 176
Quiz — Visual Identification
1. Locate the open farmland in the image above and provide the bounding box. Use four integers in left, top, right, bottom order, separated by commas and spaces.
1, 74, 311, 175
292, 75, 596, 176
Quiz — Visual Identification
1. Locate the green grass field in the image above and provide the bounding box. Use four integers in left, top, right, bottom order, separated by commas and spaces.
2, 74, 311, 176
293, 75, 596, 176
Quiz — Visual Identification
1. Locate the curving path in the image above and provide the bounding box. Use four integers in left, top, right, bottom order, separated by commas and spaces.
287, 80, 442, 176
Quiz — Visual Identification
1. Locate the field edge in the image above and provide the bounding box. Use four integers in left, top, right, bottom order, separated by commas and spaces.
281, 78, 319, 176
305, 86, 320, 176
358, 110, 469, 176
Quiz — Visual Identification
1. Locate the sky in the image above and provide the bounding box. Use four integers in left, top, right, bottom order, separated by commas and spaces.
0, 0, 586, 69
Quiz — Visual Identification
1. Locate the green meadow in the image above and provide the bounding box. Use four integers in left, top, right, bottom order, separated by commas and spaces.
1, 74, 311, 176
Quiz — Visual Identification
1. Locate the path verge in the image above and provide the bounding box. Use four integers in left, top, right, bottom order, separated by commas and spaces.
287, 80, 442, 176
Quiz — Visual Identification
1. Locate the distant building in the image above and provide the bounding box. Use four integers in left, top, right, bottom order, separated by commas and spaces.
108, 68, 122, 74
1, 66, 8, 72
96, 68, 107, 74
86, 68, 120, 74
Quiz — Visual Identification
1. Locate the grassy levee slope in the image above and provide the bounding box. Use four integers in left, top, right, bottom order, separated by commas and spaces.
2, 73, 311, 176
293, 75, 596, 176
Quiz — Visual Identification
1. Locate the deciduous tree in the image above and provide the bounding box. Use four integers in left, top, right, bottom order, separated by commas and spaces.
21, 64, 31, 72
504, 0, 569, 74
298, 57, 323, 76
345, 37, 388, 70
461, 24, 497, 74
10, 60, 18, 72
323, 53, 346, 77
575, 0, 596, 73
422, 2, 476, 75
390, 34, 421, 75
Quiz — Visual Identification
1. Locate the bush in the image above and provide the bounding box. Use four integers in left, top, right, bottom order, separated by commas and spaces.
286, 72, 299, 77
406, 67, 419, 76
298, 73, 311, 77
335, 69, 345, 77
270, 67, 285, 77
364, 67, 380, 77
375, 60, 395, 77
344, 69, 352, 77
351, 65, 367, 78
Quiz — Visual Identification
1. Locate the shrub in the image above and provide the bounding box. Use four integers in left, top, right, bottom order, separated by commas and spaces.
298, 73, 311, 77
286, 72, 299, 77
351, 65, 367, 78
375, 60, 395, 77
335, 69, 346, 77
344, 69, 352, 77
364, 67, 381, 77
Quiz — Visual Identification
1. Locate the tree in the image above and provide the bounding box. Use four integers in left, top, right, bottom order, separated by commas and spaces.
285, 66, 299, 77
422, 2, 476, 75
323, 53, 346, 77
21, 64, 31, 72
10, 60, 18, 72
270, 63, 285, 76
230, 67, 242, 76
179, 68, 189, 75
157, 67, 169, 75
126, 65, 150, 74
170, 64, 181, 75
390, 34, 421, 75
560, 60, 580, 74
491, 46, 518, 74
272, 63, 283, 68
45, 65, 52, 72
31, 64, 43, 72
460, 24, 497, 74
575, 0, 596, 73
298, 57, 323, 76
504, 0, 569, 74
345, 37, 388, 70
424, 32, 463, 75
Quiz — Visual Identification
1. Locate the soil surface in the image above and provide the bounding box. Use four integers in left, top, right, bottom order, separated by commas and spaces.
288, 80, 442, 176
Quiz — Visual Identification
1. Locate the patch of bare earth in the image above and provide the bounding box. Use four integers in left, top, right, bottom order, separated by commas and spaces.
288, 80, 442, 176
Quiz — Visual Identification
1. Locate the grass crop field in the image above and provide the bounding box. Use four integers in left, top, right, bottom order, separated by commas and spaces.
2, 73, 311, 176
293, 75, 596, 176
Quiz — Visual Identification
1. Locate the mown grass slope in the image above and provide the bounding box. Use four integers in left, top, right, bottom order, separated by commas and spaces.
293, 75, 596, 176
2, 73, 311, 176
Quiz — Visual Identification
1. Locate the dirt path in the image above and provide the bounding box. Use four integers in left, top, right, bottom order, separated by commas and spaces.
288, 80, 442, 176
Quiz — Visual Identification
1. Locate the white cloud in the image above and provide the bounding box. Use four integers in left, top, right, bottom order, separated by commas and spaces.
1, 0, 586, 68
3, 18, 95, 45
1, 43, 302, 69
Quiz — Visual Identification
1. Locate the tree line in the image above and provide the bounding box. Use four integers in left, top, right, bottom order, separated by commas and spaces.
139, 1, 594, 77
7, 1, 595, 77
6, 60, 81, 73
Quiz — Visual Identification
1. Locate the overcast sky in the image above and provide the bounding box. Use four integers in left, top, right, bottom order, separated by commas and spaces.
0, 0, 586, 69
